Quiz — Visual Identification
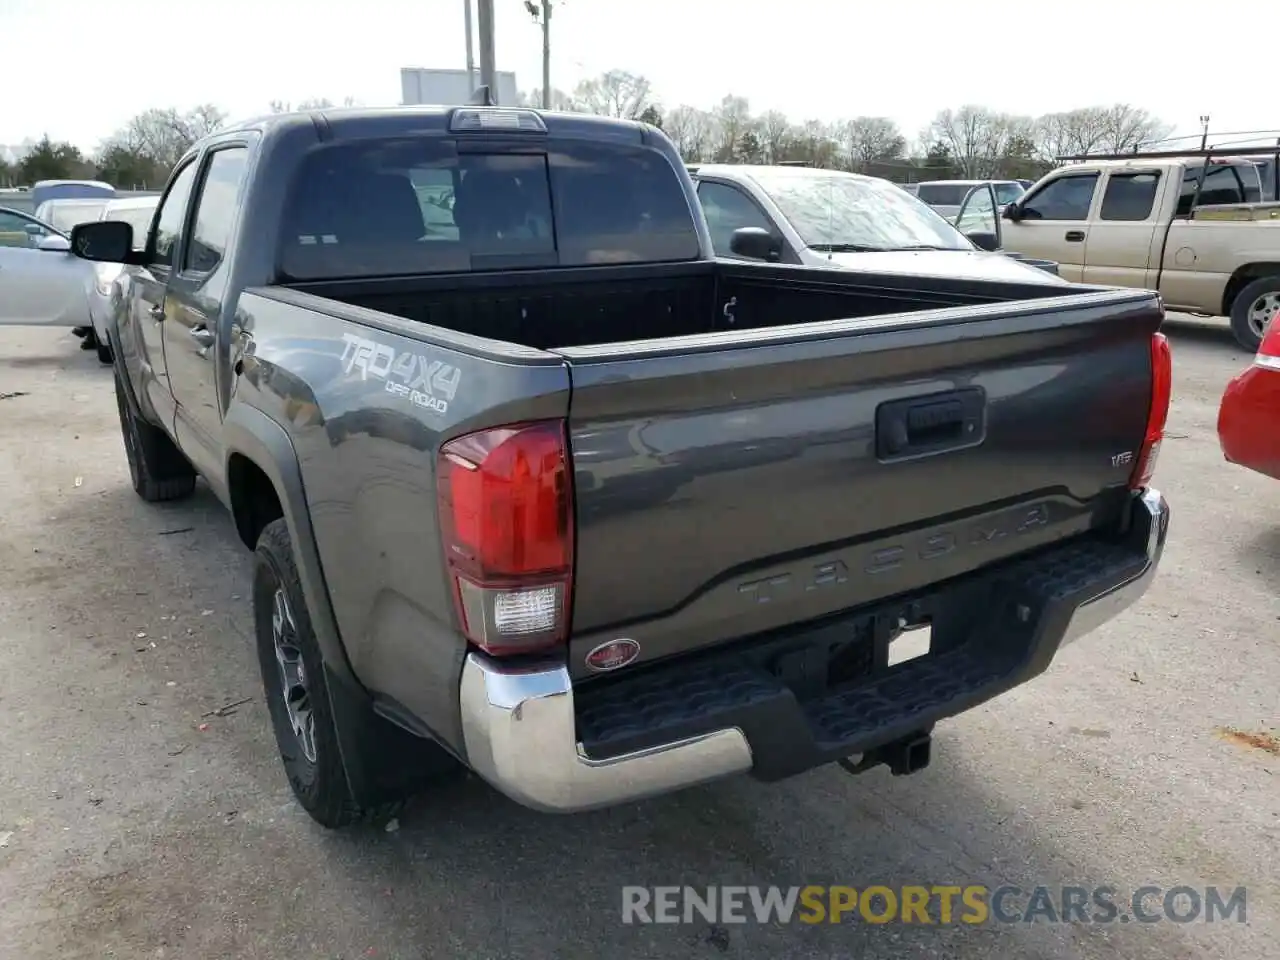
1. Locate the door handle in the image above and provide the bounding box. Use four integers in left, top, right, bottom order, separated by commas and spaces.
149, 303, 165, 320
189, 325, 215, 349
1065, 230, 1085, 242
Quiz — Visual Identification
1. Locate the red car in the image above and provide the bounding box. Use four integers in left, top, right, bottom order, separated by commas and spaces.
1218, 320, 1280, 480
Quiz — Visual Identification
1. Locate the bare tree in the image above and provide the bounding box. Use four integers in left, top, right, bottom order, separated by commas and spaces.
185, 103, 228, 139
106, 105, 228, 171
757, 110, 791, 164
929, 106, 1033, 178
574, 70, 653, 119
1099, 104, 1173, 153
840, 116, 906, 171
1034, 107, 1110, 162
523, 87, 580, 111
268, 97, 356, 113
663, 105, 715, 161
1032, 105, 1171, 162
711, 95, 751, 162
789, 120, 839, 168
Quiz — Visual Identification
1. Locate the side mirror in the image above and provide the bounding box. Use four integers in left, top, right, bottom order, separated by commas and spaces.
965, 230, 1000, 252
35, 233, 71, 252
24, 223, 42, 236
69, 220, 137, 263
1002, 203, 1020, 222
729, 226, 781, 261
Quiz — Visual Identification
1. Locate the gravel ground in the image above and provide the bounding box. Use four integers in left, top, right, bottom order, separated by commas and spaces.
1, 317, 1277, 960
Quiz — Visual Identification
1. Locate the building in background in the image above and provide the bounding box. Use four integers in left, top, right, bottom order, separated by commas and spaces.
400, 67, 519, 107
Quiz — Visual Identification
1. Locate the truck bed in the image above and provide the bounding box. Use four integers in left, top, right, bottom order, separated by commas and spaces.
280, 260, 1074, 350
274, 261, 1160, 682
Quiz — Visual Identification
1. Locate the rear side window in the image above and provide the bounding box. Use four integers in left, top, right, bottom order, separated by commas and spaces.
1100, 173, 1159, 221
277, 137, 698, 281
1177, 163, 1258, 215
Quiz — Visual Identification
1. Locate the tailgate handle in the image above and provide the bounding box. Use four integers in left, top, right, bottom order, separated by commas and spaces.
876, 388, 986, 461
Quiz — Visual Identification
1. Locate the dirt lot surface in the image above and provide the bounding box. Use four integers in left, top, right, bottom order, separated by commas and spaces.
1, 318, 1277, 959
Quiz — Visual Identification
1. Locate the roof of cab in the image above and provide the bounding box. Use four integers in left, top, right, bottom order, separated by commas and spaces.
212, 104, 654, 147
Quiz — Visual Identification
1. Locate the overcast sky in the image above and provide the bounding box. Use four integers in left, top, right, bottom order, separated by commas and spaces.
3, 0, 1276, 151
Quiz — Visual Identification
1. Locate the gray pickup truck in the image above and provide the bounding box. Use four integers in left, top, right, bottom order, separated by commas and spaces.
69, 103, 1172, 829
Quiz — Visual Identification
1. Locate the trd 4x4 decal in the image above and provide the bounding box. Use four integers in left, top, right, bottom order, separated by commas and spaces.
339, 332, 462, 415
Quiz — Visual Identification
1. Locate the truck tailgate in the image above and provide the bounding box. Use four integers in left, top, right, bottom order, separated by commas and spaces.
558, 290, 1163, 677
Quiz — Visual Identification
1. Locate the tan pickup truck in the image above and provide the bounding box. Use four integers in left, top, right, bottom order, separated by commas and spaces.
953, 155, 1280, 350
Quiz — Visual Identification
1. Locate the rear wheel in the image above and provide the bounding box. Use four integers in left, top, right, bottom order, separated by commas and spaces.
1229, 276, 1280, 352
254, 519, 361, 827
113, 369, 196, 501
253, 517, 462, 828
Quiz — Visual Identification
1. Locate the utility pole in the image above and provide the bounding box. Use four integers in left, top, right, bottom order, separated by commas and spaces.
476, 0, 496, 98
463, 0, 475, 92
525, 1, 552, 109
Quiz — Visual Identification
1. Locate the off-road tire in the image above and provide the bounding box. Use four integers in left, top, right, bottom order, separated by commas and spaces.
113, 368, 197, 502
1229, 275, 1280, 353
253, 518, 403, 828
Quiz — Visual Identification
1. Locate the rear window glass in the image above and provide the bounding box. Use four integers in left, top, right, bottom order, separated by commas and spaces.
278, 137, 699, 280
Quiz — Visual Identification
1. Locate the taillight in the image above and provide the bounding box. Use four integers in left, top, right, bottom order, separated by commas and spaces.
1255, 319, 1280, 371
436, 420, 574, 656
1129, 332, 1172, 490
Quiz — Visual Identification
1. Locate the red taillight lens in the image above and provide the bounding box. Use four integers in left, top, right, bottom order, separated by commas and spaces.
436, 420, 574, 655
1129, 332, 1172, 490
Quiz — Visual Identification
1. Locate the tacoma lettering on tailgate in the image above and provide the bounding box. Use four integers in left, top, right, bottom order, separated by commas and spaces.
339, 332, 462, 415
738, 503, 1051, 605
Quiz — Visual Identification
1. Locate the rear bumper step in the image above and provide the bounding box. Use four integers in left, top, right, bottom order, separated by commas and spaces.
458, 488, 1169, 813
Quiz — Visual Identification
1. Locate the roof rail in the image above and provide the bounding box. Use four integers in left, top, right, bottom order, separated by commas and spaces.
1058, 145, 1280, 162
775, 160, 813, 167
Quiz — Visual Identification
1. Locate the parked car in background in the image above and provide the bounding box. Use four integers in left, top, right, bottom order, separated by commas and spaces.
914, 180, 1026, 221
1218, 310, 1280, 480
0, 206, 93, 327
30, 178, 115, 208
33, 198, 115, 347
87, 195, 159, 363
993, 151, 1280, 350
35, 197, 111, 233
689, 164, 1059, 279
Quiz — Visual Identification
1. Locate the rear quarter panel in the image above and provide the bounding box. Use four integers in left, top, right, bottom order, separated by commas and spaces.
231, 290, 571, 750
1160, 220, 1280, 313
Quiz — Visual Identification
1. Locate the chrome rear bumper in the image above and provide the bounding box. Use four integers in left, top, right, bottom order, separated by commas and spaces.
458, 488, 1169, 814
